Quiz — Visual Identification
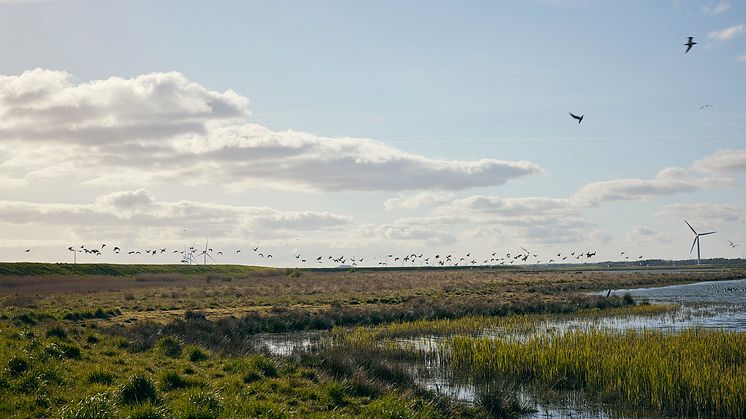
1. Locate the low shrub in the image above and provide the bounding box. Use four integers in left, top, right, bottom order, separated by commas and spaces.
6, 355, 30, 376
87, 369, 114, 385
119, 374, 159, 406
187, 346, 208, 362
156, 336, 182, 358
46, 326, 68, 339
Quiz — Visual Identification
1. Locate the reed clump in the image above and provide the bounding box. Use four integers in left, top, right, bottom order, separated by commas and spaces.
449, 328, 746, 417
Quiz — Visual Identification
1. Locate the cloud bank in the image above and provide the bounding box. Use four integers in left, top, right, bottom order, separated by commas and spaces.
0, 69, 542, 192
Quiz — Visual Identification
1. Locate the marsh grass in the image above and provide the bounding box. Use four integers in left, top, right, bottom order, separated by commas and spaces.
449, 328, 746, 417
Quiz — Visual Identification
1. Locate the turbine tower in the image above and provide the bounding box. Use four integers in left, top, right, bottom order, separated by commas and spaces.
685, 219, 715, 265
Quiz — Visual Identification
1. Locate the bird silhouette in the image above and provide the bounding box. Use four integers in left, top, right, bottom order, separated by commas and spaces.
685, 36, 697, 53
699, 104, 713, 109
569, 112, 584, 124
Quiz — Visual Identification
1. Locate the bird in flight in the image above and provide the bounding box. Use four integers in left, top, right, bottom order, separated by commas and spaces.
685, 37, 697, 53
728, 240, 740, 248
569, 112, 584, 124
699, 104, 713, 109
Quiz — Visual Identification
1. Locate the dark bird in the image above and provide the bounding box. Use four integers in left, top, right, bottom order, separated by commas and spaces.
728, 240, 739, 248
569, 112, 584, 124
685, 36, 697, 53
25, 249, 30, 253
252, 247, 259, 252
699, 104, 713, 109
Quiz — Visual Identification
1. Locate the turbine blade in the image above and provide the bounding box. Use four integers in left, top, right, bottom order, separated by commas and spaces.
690, 236, 698, 254
684, 219, 697, 235
700, 231, 716, 236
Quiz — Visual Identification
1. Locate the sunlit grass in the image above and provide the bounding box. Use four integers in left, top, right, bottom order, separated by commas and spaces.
448, 328, 746, 417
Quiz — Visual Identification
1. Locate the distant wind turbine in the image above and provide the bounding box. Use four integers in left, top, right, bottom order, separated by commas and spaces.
685, 219, 715, 265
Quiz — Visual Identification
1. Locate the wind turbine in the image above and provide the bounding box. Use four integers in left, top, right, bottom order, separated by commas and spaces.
201, 238, 216, 265
684, 220, 715, 265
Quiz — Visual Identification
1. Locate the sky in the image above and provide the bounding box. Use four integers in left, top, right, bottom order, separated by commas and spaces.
0, 0, 745, 266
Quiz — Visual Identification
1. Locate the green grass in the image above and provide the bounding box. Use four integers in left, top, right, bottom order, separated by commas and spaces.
0, 314, 459, 418
449, 328, 746, 417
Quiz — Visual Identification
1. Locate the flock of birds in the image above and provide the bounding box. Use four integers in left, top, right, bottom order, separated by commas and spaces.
18, 243, 702, 267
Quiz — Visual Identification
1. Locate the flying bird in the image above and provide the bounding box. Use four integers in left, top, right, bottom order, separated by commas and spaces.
684, 36, 697, 53
699, 104, 713, 109
569, 112, 584, 124
728, 240, 739, 248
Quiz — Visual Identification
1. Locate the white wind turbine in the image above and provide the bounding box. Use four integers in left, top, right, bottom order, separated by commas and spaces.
685, 220, 715, 265
200, 238, 216, 265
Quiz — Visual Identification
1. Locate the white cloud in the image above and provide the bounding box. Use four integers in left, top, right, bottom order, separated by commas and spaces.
692, 148, 746, 173
384, 192, 454, 210
657, 203, 742, 223
738, 54, 746, 62
708, 24, 745, 41
0, 175, 26, 188
702, 2, 731, 15
572, 167, 730, 205
0, 190, 353, 235
443, 195, 577, 217
624, 225, 672, 245
0, 69, 542, 192
355, 221, 457, 246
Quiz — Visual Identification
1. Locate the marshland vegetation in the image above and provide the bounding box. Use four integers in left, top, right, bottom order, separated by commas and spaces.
0, 263, 743, 417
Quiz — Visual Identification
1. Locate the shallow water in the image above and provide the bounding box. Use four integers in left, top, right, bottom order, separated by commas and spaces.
601, 278, 746, 332
255, 278, 746, 417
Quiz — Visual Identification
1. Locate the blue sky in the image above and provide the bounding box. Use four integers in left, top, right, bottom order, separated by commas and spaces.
0, 0, 744, 265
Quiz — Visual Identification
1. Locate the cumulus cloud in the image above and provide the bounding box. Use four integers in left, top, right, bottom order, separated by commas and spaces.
702, 1, 731, 15
624, 225, 672, 245
355, 221, 457, 246
384, 192, 454, 210
572, 167, 730, 205
442, 195, 577, 217
0, 190, 352, 235
692, 149, 746, 173
708, 24, 745, 41
657, 203, 742, 223
0, 69, 542, 192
